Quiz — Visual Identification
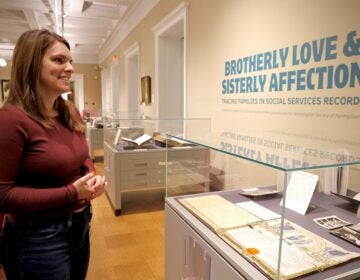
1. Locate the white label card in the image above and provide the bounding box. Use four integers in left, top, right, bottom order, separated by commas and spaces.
280, 171, 318, 215
113, 128, 121, 146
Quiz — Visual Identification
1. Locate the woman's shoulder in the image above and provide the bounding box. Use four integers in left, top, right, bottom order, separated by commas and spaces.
0, 104, 27, 120
0, 105, 43, 140
0, 105, 32, 128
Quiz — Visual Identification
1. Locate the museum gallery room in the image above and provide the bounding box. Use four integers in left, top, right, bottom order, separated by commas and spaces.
0, 0, 359, 279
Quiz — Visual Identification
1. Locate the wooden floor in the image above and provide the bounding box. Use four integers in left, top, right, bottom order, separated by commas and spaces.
87, 151, 165, 280
87, 193, 165, 280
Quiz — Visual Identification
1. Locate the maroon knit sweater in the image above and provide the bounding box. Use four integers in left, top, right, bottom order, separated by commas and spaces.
0, 104, 95, 220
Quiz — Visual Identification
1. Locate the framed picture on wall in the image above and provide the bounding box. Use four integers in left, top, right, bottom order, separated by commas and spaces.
1, 79, 10, 103
141, 76, 151, 105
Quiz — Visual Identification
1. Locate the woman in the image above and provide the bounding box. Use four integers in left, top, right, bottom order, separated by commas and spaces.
0, 29, 106, 280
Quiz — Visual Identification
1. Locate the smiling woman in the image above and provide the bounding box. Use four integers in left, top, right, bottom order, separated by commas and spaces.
0, 29, 107, 280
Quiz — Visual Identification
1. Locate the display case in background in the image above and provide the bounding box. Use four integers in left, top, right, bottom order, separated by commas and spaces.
102, 118, 212, 215
165, 128, 360, 280
85, 111, 143, 160
84, 109, 103, 160
86, 126, 104, 160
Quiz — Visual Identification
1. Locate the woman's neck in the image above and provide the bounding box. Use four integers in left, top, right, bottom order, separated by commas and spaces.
46, 109, 59, 117
42, 99, 58, 117
40, 93, 59, 117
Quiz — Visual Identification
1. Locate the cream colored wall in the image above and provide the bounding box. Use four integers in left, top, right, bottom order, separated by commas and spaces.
100, 0, 182, 118
183, 0, 360, 189
101, 0, 360, 190
186, 0, 360, 135
73, 63, 102, 112
101, 0, 359, 136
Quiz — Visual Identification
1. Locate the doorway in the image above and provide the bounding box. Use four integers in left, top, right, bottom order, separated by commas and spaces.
153, 3, 187, 135
125, 43, 140, 119
111, 61, 120, 114
71, 73, 84, 115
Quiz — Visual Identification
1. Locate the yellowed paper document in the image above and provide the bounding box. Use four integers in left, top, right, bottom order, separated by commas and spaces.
179, 194, 260, 231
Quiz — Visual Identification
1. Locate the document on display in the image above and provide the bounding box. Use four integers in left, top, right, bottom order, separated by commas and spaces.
121, 134, 152, 146
113, 128, 121, 145
223, 219, 360, 279
236, 201, 280, 221
179, 194, 360, 279
281, 171, 318, 215
179, 194, 260, 230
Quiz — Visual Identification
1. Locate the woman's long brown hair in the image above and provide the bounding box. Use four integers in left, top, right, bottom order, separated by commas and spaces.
4, 29, 85, 133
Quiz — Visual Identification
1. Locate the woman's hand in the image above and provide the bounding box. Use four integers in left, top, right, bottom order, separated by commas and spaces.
87, 174, 107, 200
73, 173, 107, 201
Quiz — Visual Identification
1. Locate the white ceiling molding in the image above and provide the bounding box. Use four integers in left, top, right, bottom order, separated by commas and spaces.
124, 41, 139, 57
23, 10, 39, 29
0, 0, 140, 64
152, 2, 187, 35
98, 0, 160, 64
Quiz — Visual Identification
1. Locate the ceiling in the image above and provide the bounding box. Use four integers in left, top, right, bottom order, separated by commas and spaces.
0, 0, 140, 64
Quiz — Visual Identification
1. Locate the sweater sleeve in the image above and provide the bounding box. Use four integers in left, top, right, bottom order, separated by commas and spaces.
75, 106, 96, 175
0, 107, 79, 215
81, 155, 96, 175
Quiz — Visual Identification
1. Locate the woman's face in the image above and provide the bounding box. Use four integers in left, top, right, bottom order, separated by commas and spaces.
39, 40, 74, 98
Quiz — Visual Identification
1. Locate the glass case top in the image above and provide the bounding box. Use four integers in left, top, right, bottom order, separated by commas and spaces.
168, 129, 360, 171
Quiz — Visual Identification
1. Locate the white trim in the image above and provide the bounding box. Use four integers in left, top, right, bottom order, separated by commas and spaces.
98, 0, 160, 63
183, 7, 188, 128
101, 67, 108, 114
152, 2, 188, 122
124, 42, 140, 115
71, 73, 84, 113
152, 2, 187, 36
110, 59, 120, 112
124, 42, 140, 58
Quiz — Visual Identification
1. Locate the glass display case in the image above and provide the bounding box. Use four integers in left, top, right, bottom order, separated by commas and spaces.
102, 118, 212, 215
86, 126, 103, 160
86, 111, 144, 160
85, 110, 104, 160
164, 127, 360, 280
